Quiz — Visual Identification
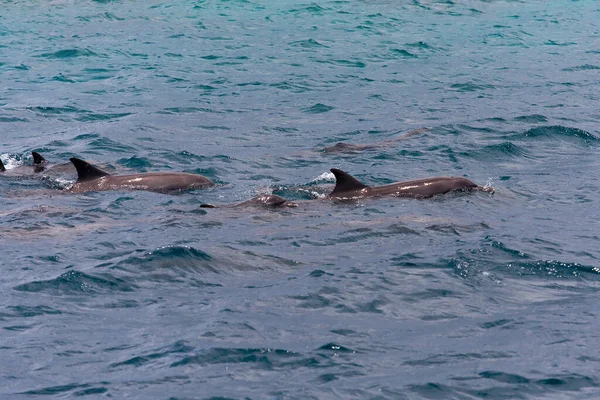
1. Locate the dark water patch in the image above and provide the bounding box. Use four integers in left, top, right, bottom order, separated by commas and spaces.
37, 48, 100, 59
479, 370, 530, 384
53, 74, 75, 83
106, 246, 217, 274
482, 237, 530, 260
303, 103, 334, 113
111, 340, 193, 368
73, 133, 100, 140
4, 325, 33, 332
289, 38, 328, 48
325, 59, 366, 68
27, 106, 87, 116
0, 116, 29, 122
317, 343, 356, 354
270, 80, 313, 93
470, 141, 532, 160
534, 374, 597, 390
309, 269, 333, 278
0, 305, 62, 319
288, 4, 327, 15
403, 289, 460, 303
406, 41, 435, 50
328, 224, 420, 245
563, 64, 600, 72
390, 48, 417, 58
116, 156, 153, 169
545, 40, 577, 46
521, 125, 599, 143
20, 383, 93, 396
170, 347, 315, 370
75, 112, 131, 122
406, 351, 513, 367
74, 387, 108, 396
450, 82, 495, 92
13, 270, 136, 295
508, 260, 600, 278
514, 114, 548, 123
479, 319, 517, 330
89, 137, 137, 153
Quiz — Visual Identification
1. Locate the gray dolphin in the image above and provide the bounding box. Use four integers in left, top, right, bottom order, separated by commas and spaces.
328, 168, 490, 199
320, 128, 429, 154
201, 194, 298, 209
67, 157, 214, 194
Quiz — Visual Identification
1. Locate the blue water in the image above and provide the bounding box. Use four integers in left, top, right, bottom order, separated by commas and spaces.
2, 1, 600, 398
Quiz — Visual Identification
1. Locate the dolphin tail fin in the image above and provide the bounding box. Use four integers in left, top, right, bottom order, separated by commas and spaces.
0, 158, 5, 172
330, 168, 369, 195
70, 158, 110, 182
32, 151, 46, 164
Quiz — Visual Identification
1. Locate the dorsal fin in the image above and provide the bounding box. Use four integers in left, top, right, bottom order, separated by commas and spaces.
32, 151, 46, 164
70, 157, 110, 182
0, 158, 5, 172
330, 168, 369, 195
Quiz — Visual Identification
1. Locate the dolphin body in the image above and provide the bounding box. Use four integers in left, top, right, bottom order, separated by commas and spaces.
67, 158, 214, 194
320, 128, 429, 154
327, 168, 488, 200
201, 194, 298, 209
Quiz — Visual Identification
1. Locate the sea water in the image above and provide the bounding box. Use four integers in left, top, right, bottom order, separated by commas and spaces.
1, 1, 600, 399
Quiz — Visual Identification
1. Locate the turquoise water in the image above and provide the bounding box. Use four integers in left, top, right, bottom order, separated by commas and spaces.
2, 1, 600, 398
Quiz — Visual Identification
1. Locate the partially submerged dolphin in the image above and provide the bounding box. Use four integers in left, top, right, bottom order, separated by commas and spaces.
67, 157, 214, 194
320, 128, 429, 154
328, 168, 490, 199
200, 194, 298, 209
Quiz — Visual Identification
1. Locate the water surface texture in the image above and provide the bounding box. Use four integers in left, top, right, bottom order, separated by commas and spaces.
2, 1, 600, 399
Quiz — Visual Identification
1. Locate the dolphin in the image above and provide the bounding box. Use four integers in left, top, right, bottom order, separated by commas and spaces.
67, 157, 214, 194
200, 194, 298, 209
320, 128, 429, 154
328, 168, 491, 199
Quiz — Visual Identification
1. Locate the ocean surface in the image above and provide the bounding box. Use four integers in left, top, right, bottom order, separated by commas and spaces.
1, 1, 600, 399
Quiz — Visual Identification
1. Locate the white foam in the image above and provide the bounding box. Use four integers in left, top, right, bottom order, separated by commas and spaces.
310, 171, 335, 183
0, 153, 24, 170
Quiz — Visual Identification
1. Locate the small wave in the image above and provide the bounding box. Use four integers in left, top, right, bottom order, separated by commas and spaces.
289, 38, 328, 48
479, 142, 532, 159
514, 114, 548, 123
13, 270, 136, 295
450, 82, 495, 92
108, 245, 215, 274
563, 64, 600, 72
303, 103, 334, 113
170, 347, 307, 369
116, 156, 152, 169
508, 260, 600, 278
522, 125, 599, 143
37, 48, 100, 59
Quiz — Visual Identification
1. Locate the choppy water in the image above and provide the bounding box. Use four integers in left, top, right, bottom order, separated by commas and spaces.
2, 1, 600, 399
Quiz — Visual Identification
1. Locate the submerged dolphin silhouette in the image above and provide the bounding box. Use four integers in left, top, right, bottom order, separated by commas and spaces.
320, 128, 429, 154
328, 168, 490, 199
67, 157, 214, 194
200, 194, 298, 209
